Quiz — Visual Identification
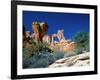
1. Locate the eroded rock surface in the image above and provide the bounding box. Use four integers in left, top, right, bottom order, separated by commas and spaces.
49, 52, 90, 68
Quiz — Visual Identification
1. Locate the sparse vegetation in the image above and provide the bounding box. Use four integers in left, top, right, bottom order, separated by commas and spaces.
72, 32, 89, 54
23, 41, 64, 68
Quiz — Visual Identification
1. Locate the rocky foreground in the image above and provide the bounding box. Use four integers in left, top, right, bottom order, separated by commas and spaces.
49, 52, 90, 68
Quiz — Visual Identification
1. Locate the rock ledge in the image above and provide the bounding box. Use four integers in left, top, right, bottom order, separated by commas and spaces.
49, 52, 90, 68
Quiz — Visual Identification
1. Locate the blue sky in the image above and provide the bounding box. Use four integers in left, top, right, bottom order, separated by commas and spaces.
23, 11, 89, 39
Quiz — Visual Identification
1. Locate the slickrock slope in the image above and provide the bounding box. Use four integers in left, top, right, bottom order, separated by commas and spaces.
49, 52, 90, 68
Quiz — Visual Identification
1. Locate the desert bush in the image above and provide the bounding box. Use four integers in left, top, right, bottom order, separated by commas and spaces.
26, 51, 64, 68
23, 48, 64, 68
23, 48, 33, 68
28, 52, 55, 68
72, 32, 90, 54
23, 40, 66, 68
53, 51, 64, 60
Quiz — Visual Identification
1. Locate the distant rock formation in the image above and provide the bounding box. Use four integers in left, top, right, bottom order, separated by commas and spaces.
49, 30, 76, 52
23, 21, 76, 52
32, 22, 43, 43
49, 52, 90, 68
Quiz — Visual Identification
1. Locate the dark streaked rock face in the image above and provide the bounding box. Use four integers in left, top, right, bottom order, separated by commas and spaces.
49, 52, 90, 68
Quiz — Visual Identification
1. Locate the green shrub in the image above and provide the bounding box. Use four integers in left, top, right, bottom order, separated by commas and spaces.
23, 48, 64, 68
53, 51, 64, 60
72, 32, 90, 54
23, 40, 65, 68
